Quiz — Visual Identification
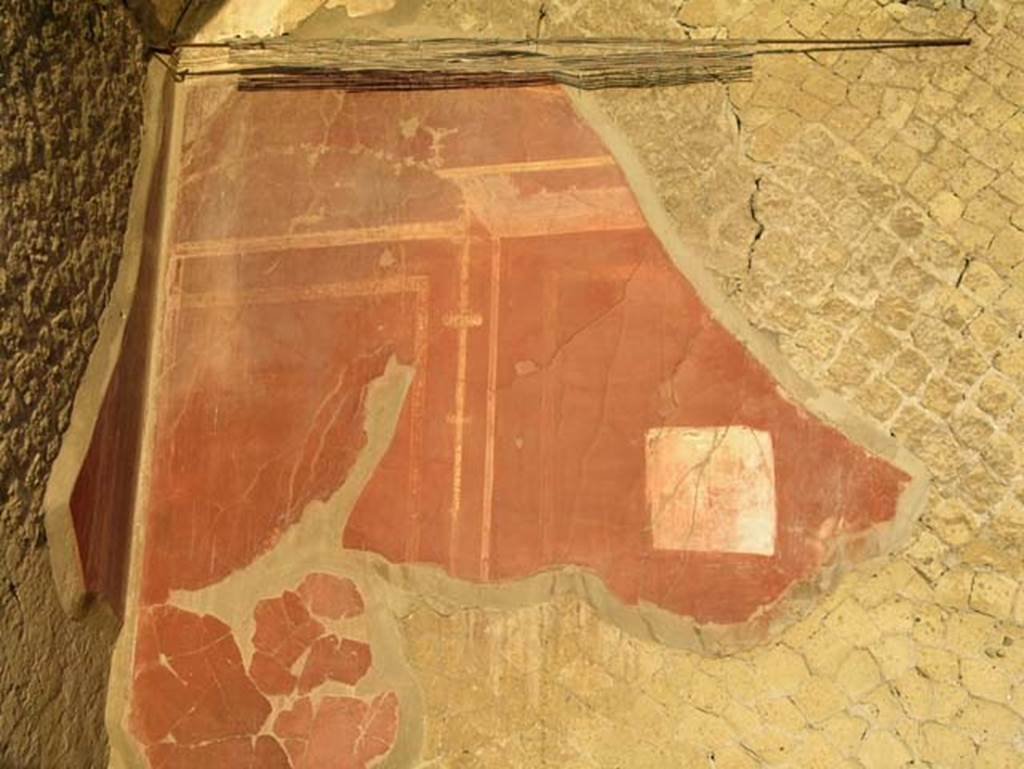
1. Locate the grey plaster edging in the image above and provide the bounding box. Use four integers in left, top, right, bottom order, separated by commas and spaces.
41, 60, 173, 618
106, 63, 183, 769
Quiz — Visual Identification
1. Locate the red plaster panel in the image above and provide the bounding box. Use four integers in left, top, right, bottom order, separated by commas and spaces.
132, 605, 271, 746
296, 636, 372, 694
253, 591, 326, 668
268, 693, 400, 769
301, 693, 399, 769
69, 122, 168, 616
140, 284, 407, 603
69, 347, 140, 617
119, 82, 914, 766
135, 84, 908, 626
298, 574, 364, 619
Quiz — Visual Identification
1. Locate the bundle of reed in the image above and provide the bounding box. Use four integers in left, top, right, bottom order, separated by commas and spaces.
166, 36, 969, 92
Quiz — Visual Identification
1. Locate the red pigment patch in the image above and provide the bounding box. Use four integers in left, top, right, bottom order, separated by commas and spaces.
274, 697, 314, 739
298, 573, 364, 620
68, 146, 164, 617
68, 345, 140, 617
253, 591, 325, 668
130, 574, 397, 769
250, 651, 297, 696
147, 738, 254, 769
147, 736, 293, 769
297, 636, 372, 694
290, 693, 400, 769
254, 736, 293, 769
140, 337, 393, 604
132, 605, 269, 746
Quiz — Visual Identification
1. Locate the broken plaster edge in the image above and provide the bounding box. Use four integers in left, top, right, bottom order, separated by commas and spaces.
40, 60, 174, 620
104, 63, 184, 769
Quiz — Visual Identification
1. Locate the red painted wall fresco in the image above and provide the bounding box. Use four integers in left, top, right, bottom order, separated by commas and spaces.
70, 83, 911, 768
142, 85, 907, 620
131, 573, 398, 769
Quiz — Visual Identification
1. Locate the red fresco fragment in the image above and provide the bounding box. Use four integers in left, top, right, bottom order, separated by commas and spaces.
147, 736, 292, 769
274, 697, 314, 739
283, 739, 308, 768
297, 636, 372, 694
298, 573, 364, 620
253, 591, 326, 668
141, 334, 392, 603
271, 694, 399, 769
68, 345, 139, 617
147, 738, 254, 769
302, 693, 400, 769
132, 605, 270, 747
131, 575, 398, 769
255, 735, 294, 769
139, 83, 909, 627
250, 651, 297, 696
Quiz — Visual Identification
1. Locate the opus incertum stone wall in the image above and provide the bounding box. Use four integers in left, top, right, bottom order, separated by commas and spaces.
36, 0, 1024, 767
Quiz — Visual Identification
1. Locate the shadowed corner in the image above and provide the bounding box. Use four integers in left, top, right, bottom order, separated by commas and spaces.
124, 0, 232, 49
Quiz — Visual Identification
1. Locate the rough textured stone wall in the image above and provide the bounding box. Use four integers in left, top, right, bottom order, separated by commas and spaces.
372, 1, 1024, 767
0, 2, 144, 766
